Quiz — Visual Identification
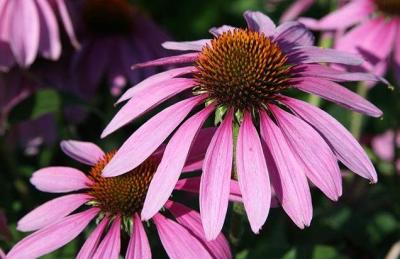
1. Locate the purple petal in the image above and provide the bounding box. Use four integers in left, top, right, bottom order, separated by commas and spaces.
77, 217, 109, 259
280, 0, 314, 22
281, 96, 377, 183
288, 46, 363, 65
7, 208, 99, 259
153, 214, 211, 259
0, 41, 15, 71
209, 25, 236, 37
102, 95, 206, 177
102, 78, 197, 137
162, 40, 210, 51
126, 214, 151, 259
274, 21, 314, 48
200, 110, 233, 240
236, 111, 271, 233
55, 0, 80, 48
92, 217, 121, 259
17, 194, 91, 232
291, 77, 382, 117
166, 201, 231, 259
259, 111, 313, 228
30, 167, 91, 193
243, 11, 276, 36
271, 105, 342, 201
141, 105, 214, 220
132, 52, 199, 69
60, 140, 104, 166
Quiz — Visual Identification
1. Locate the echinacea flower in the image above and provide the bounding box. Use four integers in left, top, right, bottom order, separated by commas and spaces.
302, 0, 400, 84
8, 137, 233, 259
101, 11, 382, 240
0, 0, 79, 69
70, 0, 171, 97
371, 130, 400, 172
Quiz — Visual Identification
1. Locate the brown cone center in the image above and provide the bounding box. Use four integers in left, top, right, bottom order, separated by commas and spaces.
374, 0, 400, 16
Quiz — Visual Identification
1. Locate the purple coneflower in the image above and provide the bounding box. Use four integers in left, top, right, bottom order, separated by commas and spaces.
8, 137, 233, 259
302, 0, 400, 83
70, 0, 171, 97
0, 0, 79, 69
101, 11, 382, 240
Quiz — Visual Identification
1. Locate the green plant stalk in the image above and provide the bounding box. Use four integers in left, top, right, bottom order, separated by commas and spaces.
350, 82, 369, 140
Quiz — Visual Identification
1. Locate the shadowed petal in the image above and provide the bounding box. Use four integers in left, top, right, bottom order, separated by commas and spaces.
141, 105, 215, 220
288, 46, 363, 65
125, 214, 151, 259
209, 25, 235, 36
274, 21, 314, 47
200, 110, 233, 240
243, 11, 276, 36
77, 217, 109, 259
162, 40, 210, 51
132, 52, 199, 69
55, 0, 80, 48
92, 217, 121, 259
236, 111, 271, 233
30, 167, 91, 193
60, 140, 104, 166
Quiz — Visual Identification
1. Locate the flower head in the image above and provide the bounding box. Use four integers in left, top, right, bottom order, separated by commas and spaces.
8, 137, 232, 259
101, 11, 382, 240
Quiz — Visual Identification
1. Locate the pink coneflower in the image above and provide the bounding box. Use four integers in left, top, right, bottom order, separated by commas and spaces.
101, 11, 382, 239
7, 137, 233, 259
70, 0, 171, 97
302, 0, 400, 83
371, 130, 400, 172
0, 0, 79, 69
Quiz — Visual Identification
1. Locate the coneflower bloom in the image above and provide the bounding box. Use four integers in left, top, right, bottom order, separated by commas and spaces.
101, 11, 382, 240
70, 0, 171, 97
0, 0, 79, 69
8, 137, 232, 259
302, 0, 400, 83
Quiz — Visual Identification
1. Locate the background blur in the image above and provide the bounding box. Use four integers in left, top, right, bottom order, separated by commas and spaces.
1, 0, 399, 258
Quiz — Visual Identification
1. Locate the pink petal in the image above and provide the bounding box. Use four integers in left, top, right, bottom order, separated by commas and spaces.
0, 41, 15, 71
141, 105, 215, 220
288, 46, 363, 65
280, 0, 314, 22
77, 217, 109, 259
274, 21, 314, 47
17, 193, 91, 232
259, 111, 312, 228
7, 0, 40, 66
35, 0, 61, 60
117, 66, 197, 104
132, 52, 199, 69
200, 110, 233, 240
162, 40, 210, 51
335, 19, 377, 54
292, 77, 382, 117
92, 217, 121, 259
7, 208, 99, 259
243, 11, 276, 36
102, 78, 197, 137
270, 105, 342, 201
395, 25, 400, 67
281, 97, 377, 183
236, 111, 271, 233
153, 214, 211, 259
209, 25, 236, 36
125, 214, 151, 259
102, 95, 206, 177
60, 140, 104, 166
165, 201, 231, 259
30, 167, 91, 193
55, 0, 80, 48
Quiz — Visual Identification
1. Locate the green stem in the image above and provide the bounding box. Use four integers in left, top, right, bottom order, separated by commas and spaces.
350, 83, 369, 140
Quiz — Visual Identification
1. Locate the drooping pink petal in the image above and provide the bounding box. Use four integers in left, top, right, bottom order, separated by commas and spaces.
77, 217, 109, 259
288, 46, 363, 65
7, 0, 40, 66
259, 111, 313, 228
291, 77, 382, 117
102, 78, 198, 137
141, 105, 215, 220
165, 201, 231, 259
54, 0, 80, 48
92, 217, 121, 259
117, 66, 197, 104
30, 167, 91, 193
125, 214, 151, 259
270, 105, 342, 201
17, 194, 91, 232
60, 140, 104, 166
102, 95, 206, 177
236, 111, 270, 233
0, 41, 15, 71
132, 52, 199, 69
162, 40, 210, 51
243, 11, 276, 36
315, 0, 374, 30
200, 110, 233, 240
35, 0, 61, 60
274, 21, 314, 48
153, 214, 211, 259
209, 25, 236, 36
281, 97, 377, 183
7, 208, 99, 259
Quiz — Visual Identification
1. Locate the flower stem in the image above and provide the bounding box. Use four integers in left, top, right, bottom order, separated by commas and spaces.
350, 83, 369, 140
